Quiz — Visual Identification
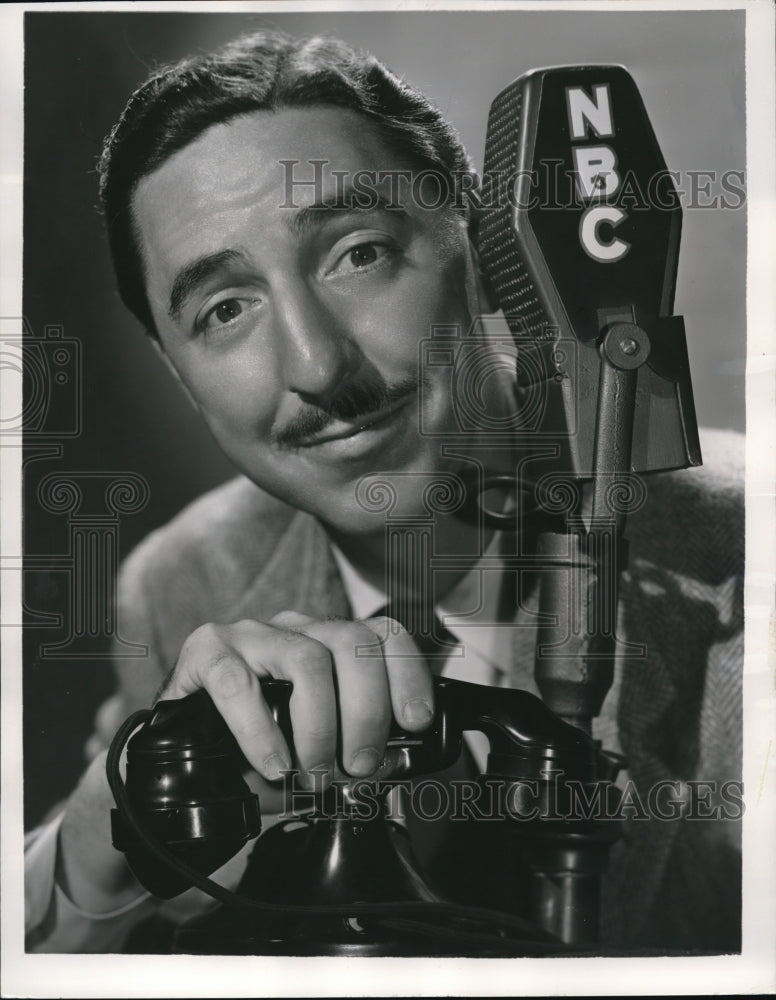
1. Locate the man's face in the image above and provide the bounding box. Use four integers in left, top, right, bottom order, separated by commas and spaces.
133, 107, 492, 533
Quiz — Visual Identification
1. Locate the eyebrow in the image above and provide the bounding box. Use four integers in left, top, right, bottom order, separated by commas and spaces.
286, 190, 409, 238
168, 248, 252, 323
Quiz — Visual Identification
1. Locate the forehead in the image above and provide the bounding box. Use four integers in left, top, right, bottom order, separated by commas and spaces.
145, 105, 407, 196
132, 106, 422, 265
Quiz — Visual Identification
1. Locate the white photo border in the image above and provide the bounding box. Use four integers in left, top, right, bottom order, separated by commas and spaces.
2, 1, 774, 996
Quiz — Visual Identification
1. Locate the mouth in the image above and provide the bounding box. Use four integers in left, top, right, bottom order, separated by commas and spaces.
293, 395, 415, 451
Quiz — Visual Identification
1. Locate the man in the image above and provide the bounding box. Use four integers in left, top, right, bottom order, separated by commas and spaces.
24, 30, 743, 954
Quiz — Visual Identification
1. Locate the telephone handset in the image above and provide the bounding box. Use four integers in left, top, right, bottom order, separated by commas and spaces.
108, 676, 623, 956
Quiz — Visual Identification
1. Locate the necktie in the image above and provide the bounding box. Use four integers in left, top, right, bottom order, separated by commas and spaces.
380, 600, 460, 669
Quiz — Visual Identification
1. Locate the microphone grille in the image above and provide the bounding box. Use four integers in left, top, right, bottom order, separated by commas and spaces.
478, 82, 549, 338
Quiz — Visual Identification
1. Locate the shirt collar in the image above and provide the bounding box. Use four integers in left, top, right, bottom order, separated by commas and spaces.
328, 530, 510, 667
329, 544, 386, 622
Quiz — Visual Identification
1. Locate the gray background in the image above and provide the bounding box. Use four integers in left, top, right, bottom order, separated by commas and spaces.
23, 10, 746, 823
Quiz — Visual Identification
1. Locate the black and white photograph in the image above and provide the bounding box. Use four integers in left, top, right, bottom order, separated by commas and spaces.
1, 1, 774, 996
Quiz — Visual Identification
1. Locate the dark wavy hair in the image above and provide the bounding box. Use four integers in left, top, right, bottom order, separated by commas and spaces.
98, 30, 476, 337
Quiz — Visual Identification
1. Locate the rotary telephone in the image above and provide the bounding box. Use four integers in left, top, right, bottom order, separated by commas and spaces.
108, 675, 624, 956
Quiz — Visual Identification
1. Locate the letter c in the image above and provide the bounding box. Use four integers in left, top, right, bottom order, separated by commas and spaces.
579, 205, 630, 262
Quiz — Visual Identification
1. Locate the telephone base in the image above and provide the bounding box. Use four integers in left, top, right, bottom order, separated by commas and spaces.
169, 812, 566, 957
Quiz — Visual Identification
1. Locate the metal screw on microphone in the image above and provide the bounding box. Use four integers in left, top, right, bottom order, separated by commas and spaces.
601, 322, 651, 371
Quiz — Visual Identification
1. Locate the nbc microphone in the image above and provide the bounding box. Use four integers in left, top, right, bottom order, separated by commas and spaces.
477, 64, 701, 483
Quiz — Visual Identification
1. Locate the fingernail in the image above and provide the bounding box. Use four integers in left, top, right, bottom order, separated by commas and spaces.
404, 698, 433, 727
263, 752, 291, 781
349, 747, 381, 776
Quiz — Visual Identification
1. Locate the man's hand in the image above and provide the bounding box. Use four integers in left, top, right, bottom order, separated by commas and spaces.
54, 612, 433, 916
160, 612, 435, 790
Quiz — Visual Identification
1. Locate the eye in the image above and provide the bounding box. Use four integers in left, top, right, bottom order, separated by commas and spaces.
331, 240, 394, 276
197, 295, 260, 335
348, 244, 379, 268
213, 300, 243, 324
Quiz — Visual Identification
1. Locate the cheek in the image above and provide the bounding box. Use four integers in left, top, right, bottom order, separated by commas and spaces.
167, 349, 278, 441
366, 259, 475, 364
413, 255, 476, 331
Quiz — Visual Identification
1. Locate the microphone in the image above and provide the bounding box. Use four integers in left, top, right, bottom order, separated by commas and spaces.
477, 65, 701, 480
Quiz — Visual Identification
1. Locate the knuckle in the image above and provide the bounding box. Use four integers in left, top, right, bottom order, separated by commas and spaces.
232, 618, 260, 632
285, 637, 332, 679
348, 622, 382, 644
182, 621, 223, 655
366, 614, 395, 628
364, 615, 405, 642
269, 610, 310, 627
329, 621, 384, 658
206, 653, 250, 698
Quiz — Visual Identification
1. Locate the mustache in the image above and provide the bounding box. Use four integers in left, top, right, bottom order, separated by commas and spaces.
272, 374, 421, 450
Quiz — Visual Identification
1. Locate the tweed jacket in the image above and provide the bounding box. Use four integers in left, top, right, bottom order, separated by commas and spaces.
100, 427, 744, 953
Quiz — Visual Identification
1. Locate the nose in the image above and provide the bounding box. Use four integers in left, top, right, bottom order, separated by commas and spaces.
272, 282, 359, 403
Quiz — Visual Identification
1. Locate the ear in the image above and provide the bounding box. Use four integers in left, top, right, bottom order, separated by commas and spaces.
149, 336, 200, 412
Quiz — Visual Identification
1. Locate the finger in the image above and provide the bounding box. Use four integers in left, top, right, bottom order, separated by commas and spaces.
261, 625, 338, 787
167, 619, 340, 788
267, 610, 320, 628
363, 616, 435, 731
164, 622, 292, 781
288, 618, 392, 777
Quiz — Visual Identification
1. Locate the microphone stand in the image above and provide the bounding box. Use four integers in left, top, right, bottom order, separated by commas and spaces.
523, 320, 651, 943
